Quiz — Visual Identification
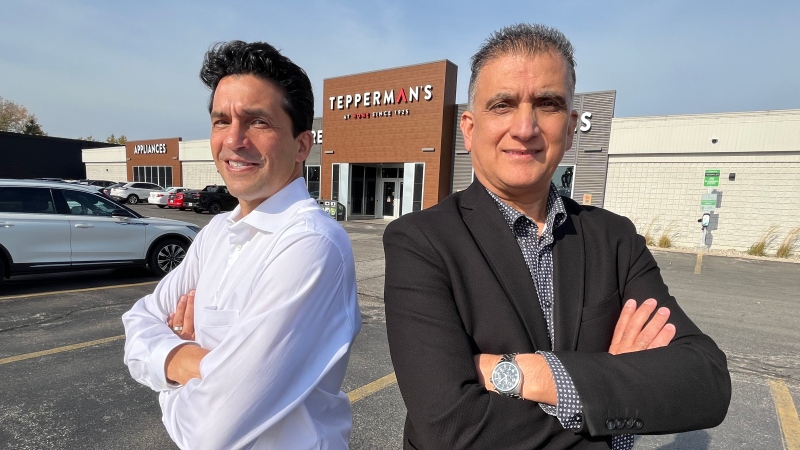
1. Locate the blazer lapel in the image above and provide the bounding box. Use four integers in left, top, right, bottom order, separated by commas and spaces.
552, 205, 584, 351
460, 182, 552, 351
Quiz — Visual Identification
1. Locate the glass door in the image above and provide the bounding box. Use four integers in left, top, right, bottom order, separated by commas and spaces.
382, 181, 396, 218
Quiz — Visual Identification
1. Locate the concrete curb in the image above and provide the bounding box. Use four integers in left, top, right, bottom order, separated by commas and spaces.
648, 245, 800, 264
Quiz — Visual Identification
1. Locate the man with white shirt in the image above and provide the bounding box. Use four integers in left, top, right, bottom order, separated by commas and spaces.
123, 40, 361, 449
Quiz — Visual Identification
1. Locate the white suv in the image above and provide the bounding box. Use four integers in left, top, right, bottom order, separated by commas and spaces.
110, 182, 164, 204
0, 179, 200, 284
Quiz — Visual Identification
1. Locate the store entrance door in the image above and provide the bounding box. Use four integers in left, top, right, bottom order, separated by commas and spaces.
383, 181, 397, 218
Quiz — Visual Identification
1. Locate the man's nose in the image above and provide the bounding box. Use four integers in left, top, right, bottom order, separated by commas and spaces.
509, 107, 540, 140
225, 122, 249, 149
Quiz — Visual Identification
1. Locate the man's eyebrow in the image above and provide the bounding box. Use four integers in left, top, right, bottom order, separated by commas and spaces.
483, 92, 515, 107
241, 108, 273, 119
210, 109, 274, 119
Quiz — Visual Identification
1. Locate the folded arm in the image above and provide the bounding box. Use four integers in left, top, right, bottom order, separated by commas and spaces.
123, 232, 203, 392
384, 221, 569, 449
384, 217, 730, 448
158, 232, 359, 449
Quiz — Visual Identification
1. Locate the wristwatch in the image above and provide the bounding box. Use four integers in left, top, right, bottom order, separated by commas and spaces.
491, 353, 522, 398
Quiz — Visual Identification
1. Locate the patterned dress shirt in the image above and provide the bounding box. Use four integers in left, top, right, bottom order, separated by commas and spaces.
488, 183, 634, 450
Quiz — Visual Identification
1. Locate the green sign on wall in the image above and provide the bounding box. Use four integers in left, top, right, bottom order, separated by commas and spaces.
704, 169, 720, 187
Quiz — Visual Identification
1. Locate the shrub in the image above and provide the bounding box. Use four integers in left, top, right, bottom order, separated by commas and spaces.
747, 225, 779, 256
776, 227, 800, 258
643, 217, 659, 247
658, 221, 677, 248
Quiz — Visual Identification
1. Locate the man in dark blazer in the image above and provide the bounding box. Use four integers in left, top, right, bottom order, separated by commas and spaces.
383, 23, 731, 449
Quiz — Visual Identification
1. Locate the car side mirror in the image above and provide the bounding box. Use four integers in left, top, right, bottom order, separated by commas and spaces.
111, 209, 132, 218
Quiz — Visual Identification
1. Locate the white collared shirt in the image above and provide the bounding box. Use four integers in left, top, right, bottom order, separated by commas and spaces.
123, 178, 361, 450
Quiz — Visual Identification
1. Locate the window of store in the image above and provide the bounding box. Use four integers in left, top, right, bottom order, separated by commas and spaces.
348, 165, 377, 216
552, 165, 574, 198
133, 166, 173, 188
413, 163, 424, 212
331, 164, 340, 202
305, 165, 320, 198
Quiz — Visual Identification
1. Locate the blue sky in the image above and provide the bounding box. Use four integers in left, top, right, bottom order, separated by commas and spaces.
1, 0, 798, 141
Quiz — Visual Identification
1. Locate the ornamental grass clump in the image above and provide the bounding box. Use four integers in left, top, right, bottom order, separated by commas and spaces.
658, 221, 677, 248
747, 225, 778, 256
776, 227, 800, 258
643, 217, 659, 247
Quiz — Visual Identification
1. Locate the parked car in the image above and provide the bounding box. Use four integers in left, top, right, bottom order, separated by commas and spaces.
183, 185, 238, 214
109, 182, 163, 204
149, 187, 189, 208
167, 191, 190, 210
102, 182, 125, 198
80, 179, 119, 191
0, 179, 199, 284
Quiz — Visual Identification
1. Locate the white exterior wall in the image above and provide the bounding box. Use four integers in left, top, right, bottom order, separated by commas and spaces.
605, 110, 800, 254
82, 146, 128, 182
177, 139, 222, 188
180, 162, 224, 189
85, 163, 128, 182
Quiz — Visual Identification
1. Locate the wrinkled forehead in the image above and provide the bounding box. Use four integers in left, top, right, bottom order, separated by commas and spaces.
473, 50, 576, 102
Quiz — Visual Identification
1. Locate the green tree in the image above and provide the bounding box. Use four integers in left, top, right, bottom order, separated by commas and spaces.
0, 96, 31, 133
105, 134, 128, 145
22, 116, 46, 136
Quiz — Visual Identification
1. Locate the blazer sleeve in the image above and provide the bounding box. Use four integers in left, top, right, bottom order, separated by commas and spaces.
384, 218, 585, 449
555, 216, 731, 437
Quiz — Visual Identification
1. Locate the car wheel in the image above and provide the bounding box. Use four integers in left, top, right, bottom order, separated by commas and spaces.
179, 207, 186, 211
157, 205, 166, 209
148, 238, 188, 277
0, 257, 5, 285
192, 208, 202, 213
127, 194, 139, 204
208, 201, 222, 214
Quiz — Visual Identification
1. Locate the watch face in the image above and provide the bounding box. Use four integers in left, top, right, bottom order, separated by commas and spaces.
492, 361, 520, 392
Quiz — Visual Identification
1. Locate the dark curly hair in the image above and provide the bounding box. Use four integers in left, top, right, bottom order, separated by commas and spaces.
200, 40, 314, 137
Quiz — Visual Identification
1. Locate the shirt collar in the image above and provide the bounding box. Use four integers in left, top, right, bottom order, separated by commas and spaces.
226, 177, 311, 233
486, 183, 567, 237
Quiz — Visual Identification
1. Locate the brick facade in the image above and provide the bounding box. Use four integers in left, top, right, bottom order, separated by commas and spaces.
321, 61, 458, 212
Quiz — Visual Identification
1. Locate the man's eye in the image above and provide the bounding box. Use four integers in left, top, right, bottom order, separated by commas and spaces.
212, 119, 229, 127
490, 102, 509, 111
539, 101, 563, 111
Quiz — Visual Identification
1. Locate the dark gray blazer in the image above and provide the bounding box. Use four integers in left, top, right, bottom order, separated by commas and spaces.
383, 181, 731, 449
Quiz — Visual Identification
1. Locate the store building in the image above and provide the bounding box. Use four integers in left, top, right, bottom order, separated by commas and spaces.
0, 131, 111, 180
604, 109, 800, 252
319, 60, 458, 219
82, 60, 618, 221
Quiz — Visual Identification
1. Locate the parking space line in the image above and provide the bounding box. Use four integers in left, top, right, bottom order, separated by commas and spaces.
347, 372, 397, 404
770, 378, 800, 450
0, 281, 158, 302
0, 335, 125, 366
694, 251, 703, 274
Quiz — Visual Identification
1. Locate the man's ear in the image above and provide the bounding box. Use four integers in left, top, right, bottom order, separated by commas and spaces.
460, 111, 475, 152
295, 130, 313, 162
565, 109, 579, 149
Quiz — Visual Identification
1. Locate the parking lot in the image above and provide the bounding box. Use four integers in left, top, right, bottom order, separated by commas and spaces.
1, 203, 799, 449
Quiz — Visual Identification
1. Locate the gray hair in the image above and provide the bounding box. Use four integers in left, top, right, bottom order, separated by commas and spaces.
467, 23, 576, 111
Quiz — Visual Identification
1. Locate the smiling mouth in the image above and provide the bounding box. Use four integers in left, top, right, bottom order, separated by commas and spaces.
503, 149, 542, 156
227, 160, 258, 168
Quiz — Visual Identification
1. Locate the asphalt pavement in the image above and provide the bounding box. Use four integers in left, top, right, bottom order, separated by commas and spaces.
0, 203, 797, 449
